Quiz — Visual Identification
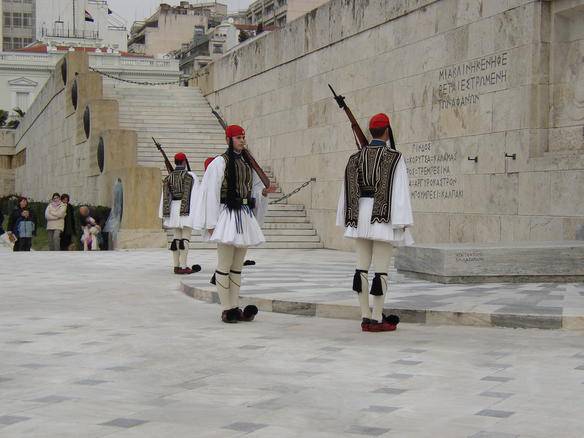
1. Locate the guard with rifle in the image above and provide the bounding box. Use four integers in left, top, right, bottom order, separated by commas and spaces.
158, 146, 202, 275
332, 85, 414, 333
194, 124, 276, 324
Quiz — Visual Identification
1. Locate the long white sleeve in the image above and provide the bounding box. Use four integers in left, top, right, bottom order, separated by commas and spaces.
252, 171, 268, 226
193, 157, 224, 230
390, 156, 414, 227
336, 180, 346, 227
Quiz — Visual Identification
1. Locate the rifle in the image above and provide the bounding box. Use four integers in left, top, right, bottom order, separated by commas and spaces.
328, 84, 368, 150
211, 108, 271, 189
152, 137, 191, 173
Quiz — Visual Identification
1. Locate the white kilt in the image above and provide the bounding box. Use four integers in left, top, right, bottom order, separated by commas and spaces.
200, 205, 265, 248
341, 198, 414, 246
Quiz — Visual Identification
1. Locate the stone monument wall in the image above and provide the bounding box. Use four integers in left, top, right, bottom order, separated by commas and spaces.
3, 52, 164, 245
192, 0, 584, 250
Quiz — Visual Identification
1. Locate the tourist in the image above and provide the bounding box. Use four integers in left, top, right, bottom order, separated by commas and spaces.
59, 194, 77, 250
7, 197, 37, 252
159, 152, 202, 275
45, 193, 67, 251
194, 125, 275, 323
79, 205, 102, 251
336, 113, 413, 332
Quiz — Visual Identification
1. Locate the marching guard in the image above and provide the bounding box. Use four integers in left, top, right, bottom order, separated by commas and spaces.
194, 125, 274, 323
159, 152, 202, 275
336, 113, 414, 332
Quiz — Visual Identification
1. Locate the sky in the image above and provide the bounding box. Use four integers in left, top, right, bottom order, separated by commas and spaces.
106, 0, 253, 25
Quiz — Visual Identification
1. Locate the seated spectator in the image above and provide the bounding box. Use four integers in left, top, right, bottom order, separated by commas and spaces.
60, 194, 77, 251
79, 205, 102, 251
7, 197, 36, 252
45, 193, 66, 251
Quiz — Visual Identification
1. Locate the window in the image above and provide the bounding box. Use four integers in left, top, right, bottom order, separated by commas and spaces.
13, 13, 22, 28
16, 92, 29, 110
3, 37, 12, 50
212, 44, 223, 54
23, 38, 32, 46
23, 13, 32, 27
4, 12, 11, 28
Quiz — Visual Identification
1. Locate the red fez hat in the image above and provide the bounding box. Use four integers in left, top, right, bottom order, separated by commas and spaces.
225, 125, 245, 138
204, 156, 215, 170
369, 113, 390, 129
174, 152, 187, 162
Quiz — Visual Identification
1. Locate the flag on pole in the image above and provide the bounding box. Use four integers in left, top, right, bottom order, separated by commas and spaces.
85, 10, 94, 22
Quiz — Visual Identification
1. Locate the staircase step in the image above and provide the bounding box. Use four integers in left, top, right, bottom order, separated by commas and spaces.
187, 241, 324, 249
261, 222, 313, 229
265, 210, 305, 217
263, 216, 309, 223
262, 229, 316, 236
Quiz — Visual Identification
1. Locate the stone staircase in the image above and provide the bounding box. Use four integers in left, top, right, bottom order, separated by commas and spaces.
103, 84, 323, 249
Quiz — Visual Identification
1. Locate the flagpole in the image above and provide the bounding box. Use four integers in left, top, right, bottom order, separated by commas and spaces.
72, 0, 76, 35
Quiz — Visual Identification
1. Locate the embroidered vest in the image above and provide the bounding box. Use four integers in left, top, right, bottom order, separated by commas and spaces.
162, 170, 194, 217
221, 153, 253, 200
344, 145, 401, 227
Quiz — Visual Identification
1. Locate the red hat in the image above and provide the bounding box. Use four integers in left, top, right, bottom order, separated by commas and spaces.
369, 113, 390, 129
225, 124, 245, 138
204, 156, 215, 170
174, 152, 187, 162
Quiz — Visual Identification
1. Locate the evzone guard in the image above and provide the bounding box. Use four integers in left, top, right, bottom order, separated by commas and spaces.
337, 113, 414, 332
194, 125, 275, 323
159, 152, 202, 275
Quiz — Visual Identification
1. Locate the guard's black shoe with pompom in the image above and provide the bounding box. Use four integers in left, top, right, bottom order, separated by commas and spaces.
221, 308, 240, 323
191, 264, 202, 273
240, 305, 258, 322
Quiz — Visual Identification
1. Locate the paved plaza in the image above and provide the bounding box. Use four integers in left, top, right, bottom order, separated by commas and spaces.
1, 249, 584, 437
182, 250, 584, 330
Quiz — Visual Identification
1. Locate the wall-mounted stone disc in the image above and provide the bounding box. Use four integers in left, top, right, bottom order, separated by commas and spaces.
83, 106, 90, 139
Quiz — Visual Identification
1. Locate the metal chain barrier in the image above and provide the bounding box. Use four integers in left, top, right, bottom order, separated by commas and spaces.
269, 178, 316, 205
88, 66, 182, 86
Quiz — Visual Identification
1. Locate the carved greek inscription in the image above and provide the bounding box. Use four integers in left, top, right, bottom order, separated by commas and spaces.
436, 52, 509, 110
455, 251, 484, 263
406, 143, 463, 201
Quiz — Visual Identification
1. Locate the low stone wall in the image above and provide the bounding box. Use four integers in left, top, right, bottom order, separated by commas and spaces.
193, 0, 584, 250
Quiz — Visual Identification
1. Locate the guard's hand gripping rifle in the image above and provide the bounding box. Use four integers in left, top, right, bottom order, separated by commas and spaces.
328, 84, 368, 150
211, 109, 271, 189
152, 137, 191, 173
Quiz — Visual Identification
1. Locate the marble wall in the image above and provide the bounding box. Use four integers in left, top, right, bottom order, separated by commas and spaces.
193, 0, 584, 250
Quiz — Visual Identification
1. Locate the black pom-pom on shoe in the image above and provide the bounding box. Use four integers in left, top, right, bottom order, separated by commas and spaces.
191, 264, 202, 273
383, 314, 400, 325
242, 305, 259, 322
243, 260, 256, 266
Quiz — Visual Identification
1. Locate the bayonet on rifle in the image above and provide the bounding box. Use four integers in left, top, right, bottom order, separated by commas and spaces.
328, 84, 368, 149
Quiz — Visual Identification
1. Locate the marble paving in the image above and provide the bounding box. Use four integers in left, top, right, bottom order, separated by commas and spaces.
1, 250, 584, 437
181, 249, 584, 330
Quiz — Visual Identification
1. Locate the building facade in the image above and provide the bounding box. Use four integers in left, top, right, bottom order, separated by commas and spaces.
37, 0, 128, 51
176, 21, 267, 78
128, 2, 228, 57
2, 0, 36, 50
0, 47, 180, 115
245, 0, 329, 27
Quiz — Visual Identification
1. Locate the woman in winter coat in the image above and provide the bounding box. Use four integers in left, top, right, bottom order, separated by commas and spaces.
45, 193, 67, 251
59, 194, 76, 250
